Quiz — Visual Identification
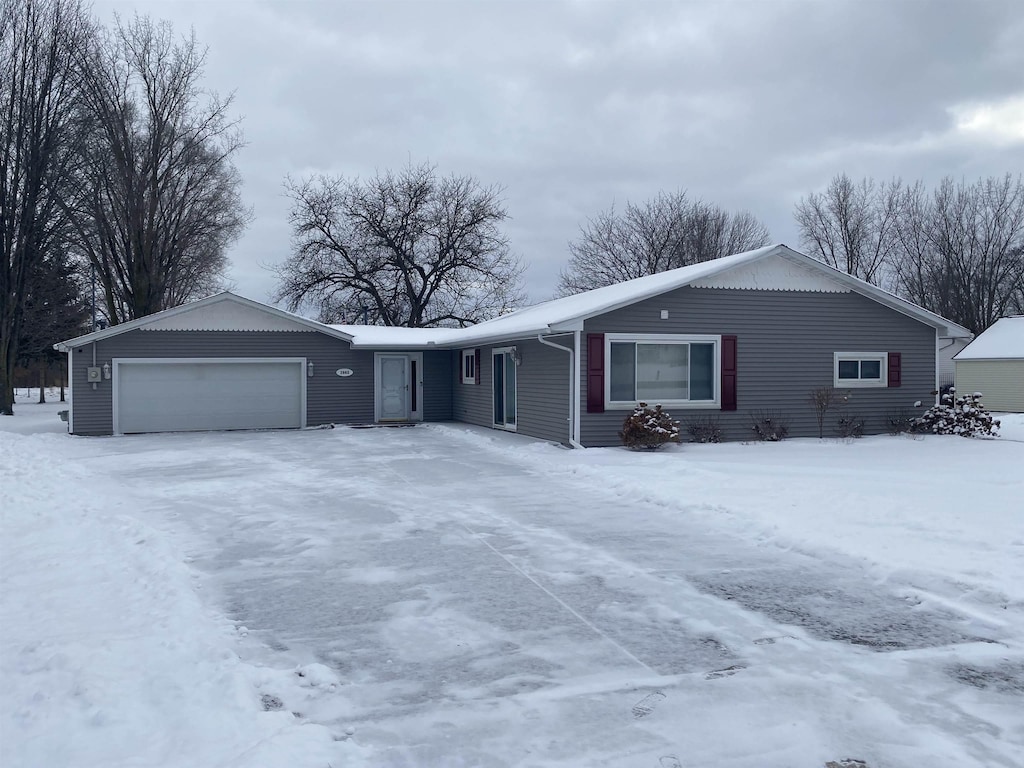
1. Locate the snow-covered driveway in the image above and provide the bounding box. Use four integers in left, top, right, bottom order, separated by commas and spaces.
63, 422, 1023, 767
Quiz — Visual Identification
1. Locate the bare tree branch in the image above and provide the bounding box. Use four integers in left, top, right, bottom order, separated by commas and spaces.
274, 162, 525, 327
556, 191, 771, 296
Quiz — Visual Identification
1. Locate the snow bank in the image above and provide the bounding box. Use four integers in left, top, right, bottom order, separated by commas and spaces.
0, 432, 359, 768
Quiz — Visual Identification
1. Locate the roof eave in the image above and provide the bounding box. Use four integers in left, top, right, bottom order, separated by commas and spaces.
53, 292, 355, 351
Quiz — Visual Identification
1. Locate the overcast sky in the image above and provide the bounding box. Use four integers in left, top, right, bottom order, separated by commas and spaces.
93, 0, 1024, 307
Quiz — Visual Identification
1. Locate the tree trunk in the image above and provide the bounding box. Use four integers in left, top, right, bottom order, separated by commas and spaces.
60, 357, 66, 402
39, 364, 47, 403
0, 333, 15, 415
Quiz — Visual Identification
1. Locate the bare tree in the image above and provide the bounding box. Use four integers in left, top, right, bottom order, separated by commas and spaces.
892, 175, 1024, 333
0, 0, 89, 415
275, 162, 525, 327
794, 173, 900, 287
557, 191, 770, 296
62, 14, 246, 325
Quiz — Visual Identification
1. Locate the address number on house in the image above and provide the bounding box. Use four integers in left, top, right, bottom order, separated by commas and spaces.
336, 368, 354, 377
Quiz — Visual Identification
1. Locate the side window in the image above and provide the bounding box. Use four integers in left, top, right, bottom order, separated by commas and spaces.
834, 352, 887, 387
461, 349, 477, 384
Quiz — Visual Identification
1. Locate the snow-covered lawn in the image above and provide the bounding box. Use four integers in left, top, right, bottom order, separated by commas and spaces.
2, 395, 1022, 768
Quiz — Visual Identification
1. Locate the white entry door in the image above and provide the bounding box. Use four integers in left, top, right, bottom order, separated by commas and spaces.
378, 354, 409, 420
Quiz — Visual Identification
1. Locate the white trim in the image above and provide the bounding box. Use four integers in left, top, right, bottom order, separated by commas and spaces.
111, 357, 307, 435
833, 351, 887, 388
55, 292, 355, 352
373, 352, 422, 422
460, 349, 477, 385
491, 346, 518, 432
603, 333, 722, 410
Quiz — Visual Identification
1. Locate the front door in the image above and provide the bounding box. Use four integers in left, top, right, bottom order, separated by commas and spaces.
379, 354, 409, 421
492, 348, 517, 431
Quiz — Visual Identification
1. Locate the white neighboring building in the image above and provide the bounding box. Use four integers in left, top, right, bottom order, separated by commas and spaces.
939, 337, 970, 389
953, 316, 1024, 412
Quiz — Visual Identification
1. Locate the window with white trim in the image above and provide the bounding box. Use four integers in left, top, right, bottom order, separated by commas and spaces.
461, 349, 477, 384
834, 352, 887, 387
607, 334, 719, 407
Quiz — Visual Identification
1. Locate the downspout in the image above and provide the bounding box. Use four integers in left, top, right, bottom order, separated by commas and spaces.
536, 333, 585, 449
573, 330, 582, 446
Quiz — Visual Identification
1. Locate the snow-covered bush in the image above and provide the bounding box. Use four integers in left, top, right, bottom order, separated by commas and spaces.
912, 389, 1000, 438
749, 410, 789, 441
684, 415, 722, 443
619, 403, 680, 450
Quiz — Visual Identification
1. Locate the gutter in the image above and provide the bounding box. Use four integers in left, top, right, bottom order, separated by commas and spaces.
536, 333, 585, 449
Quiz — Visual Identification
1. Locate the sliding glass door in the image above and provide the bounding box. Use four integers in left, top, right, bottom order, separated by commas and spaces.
492, 348, 517, 430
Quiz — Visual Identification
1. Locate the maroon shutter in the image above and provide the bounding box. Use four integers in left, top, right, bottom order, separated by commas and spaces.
586, 333, 605, 413
721, 335, 737, 411
887, 352, 901, 387
474, 349, 481, 385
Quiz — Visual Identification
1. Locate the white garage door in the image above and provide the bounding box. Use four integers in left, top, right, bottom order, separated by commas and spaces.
115, 359, 304, 434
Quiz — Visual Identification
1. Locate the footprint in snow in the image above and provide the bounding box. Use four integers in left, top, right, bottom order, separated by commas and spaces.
659, 757, 682, 768
705, 664, 745, 680
632, 691, 665, 719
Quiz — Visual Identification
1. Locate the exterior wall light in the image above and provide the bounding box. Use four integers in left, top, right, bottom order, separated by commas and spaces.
510, 348, 523, 367
307, 361, 315, 378
102, 362, 111, 380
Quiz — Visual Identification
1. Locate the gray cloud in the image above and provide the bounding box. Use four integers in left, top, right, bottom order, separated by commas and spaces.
93, 0, 1024, 305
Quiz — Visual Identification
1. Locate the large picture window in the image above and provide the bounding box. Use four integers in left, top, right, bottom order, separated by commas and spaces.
606, 334, 719, 407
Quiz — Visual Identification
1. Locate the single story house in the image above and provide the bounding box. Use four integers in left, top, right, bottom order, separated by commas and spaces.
55, 244, 972, 445
953, 316, 1024, 412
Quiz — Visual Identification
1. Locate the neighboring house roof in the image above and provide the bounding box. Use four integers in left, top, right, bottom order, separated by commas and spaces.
954, 316, 1024, 360
56, 244, 973, 352
53, 292, 355, 352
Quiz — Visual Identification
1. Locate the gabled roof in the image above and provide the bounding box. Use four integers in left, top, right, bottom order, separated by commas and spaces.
54, 292, 355, 352
333, 243, 971, 346
56, 245, 973, 352
954, 316, 1024, 360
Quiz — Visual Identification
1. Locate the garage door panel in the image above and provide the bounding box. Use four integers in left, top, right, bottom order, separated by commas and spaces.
117, 361, 304, 434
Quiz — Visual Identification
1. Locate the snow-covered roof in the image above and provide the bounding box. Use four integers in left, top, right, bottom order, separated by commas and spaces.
333, 243, 971, 346
954, 316, 1024, 360
56, 244, 973, 352
54, 293, 355, 351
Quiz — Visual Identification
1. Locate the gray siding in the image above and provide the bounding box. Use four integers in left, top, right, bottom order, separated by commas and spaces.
422, 350, 454, 421
581, 287, 937, 445
516, 338, 572, 444
451, 339, 571, 443
70, 330, 377, 435
452, 346, 492, 427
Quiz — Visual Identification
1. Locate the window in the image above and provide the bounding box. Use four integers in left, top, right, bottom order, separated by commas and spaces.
834, 352, 887, 387
461, 349, 477, 384
606, 334, 719, 407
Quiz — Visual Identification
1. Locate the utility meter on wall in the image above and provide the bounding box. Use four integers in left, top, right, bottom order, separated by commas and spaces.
86, 366, 102, 383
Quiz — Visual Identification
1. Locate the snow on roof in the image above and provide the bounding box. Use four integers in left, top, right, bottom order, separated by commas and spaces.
326, 325, 461, 347
335, 245, 782, 347
954, 316, 1024, 360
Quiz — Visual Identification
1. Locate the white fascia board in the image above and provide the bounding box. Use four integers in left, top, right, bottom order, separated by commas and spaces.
54, 292, 355, 351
